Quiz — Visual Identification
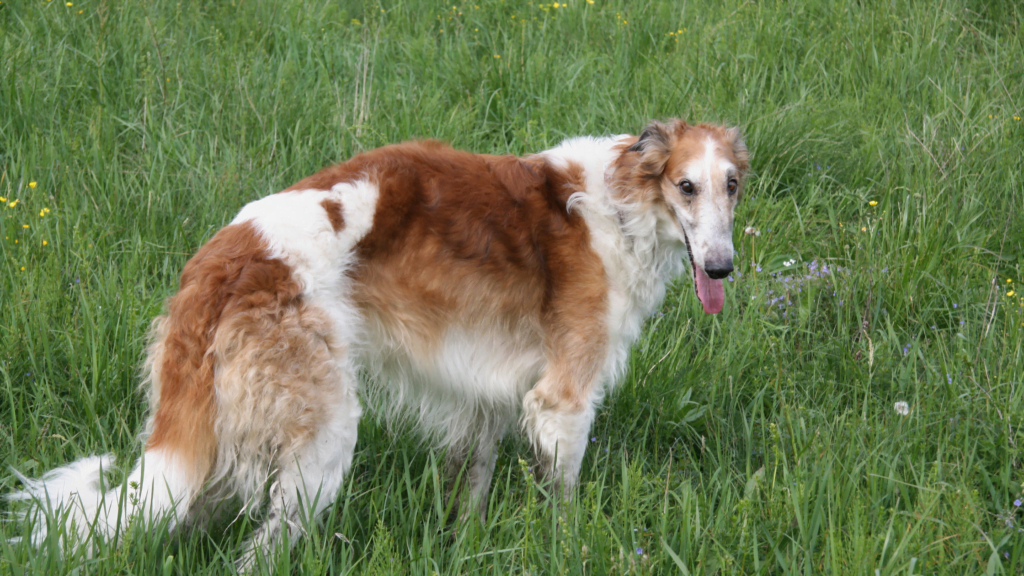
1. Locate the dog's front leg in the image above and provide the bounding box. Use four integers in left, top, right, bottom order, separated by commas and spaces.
521, 368, 600, 499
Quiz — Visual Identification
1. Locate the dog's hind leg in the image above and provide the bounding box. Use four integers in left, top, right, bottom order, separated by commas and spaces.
235, 390, 360, 572
210, 299, 362, 573
445, 409, 513, 522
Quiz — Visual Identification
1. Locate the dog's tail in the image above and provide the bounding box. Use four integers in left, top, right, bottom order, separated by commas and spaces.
5, 226, 258, 546
8, 447, 207, 547
7, 310, 216, 546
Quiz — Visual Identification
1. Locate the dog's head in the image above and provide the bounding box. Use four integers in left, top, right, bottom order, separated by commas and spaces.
615, 119, 749, 314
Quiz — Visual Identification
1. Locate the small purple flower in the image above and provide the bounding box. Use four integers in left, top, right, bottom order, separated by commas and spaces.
1015, 499, 1022, 507
959, 320, 965, 325
591, 437, 597, 442
947, 374, 952, 385
931, 325, 937, 329
727, 275, 734, 282
756, 265, 762, 272
953, 303, 957, 309
636, 548, 643, 555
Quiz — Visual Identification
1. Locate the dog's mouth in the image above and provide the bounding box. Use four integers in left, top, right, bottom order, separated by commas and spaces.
683, 232, 725, 315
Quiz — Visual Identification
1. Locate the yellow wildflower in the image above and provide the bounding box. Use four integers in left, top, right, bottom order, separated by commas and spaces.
66, 2, 72, 6
494, 54, 501, 58
861, 227, 867, 232
20, 266, 25, 271
868, 200, 878, 206
0, 197, 6, 202
42, 240, 48, 246
9, 199, 19, 207
29, 181, 37, 188
1008, 279, 1014, 284
22, 224, 29, 229
1008, 291, 1016, 297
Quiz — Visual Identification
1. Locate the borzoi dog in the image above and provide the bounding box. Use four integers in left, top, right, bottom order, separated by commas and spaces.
11, 119, 747, 567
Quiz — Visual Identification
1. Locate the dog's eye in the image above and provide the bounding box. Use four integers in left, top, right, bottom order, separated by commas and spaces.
727, 178, 738, 194
678, 180, 694, 195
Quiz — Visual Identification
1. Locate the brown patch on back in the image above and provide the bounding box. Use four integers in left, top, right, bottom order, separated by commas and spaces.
320, 198, 345, 232
145, 221, 302, 479
285, 141, 610, 409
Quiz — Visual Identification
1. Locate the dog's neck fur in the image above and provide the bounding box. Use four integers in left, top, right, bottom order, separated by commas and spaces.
541, 135, 688, 386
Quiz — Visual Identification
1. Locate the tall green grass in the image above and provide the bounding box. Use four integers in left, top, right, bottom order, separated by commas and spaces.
1, 0, 1023, 573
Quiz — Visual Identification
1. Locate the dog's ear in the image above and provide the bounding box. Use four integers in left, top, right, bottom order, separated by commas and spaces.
725, 127, 750, 175
627, 120, 672, 176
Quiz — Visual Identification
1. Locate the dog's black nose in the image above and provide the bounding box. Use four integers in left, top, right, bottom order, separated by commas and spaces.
703, 262, 733, 280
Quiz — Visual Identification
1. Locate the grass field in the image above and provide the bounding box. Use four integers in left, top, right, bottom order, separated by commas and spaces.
2, 0, 1023, 573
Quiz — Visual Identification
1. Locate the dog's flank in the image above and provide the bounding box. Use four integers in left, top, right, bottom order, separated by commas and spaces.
9, 119, 747, 568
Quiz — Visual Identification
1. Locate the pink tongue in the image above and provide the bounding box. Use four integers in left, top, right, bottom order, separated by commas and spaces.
695, 265, 725, 314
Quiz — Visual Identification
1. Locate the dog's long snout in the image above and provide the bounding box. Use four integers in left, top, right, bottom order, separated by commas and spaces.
703, 260, 733, 280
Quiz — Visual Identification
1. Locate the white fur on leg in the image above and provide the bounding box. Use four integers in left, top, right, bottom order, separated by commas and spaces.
280, 383, 361, 522
521, 389, 596, 496
447, 415, 510, 521
236, 381, 362, 573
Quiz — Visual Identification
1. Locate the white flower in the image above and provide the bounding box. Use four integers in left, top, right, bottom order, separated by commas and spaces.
894, 401, 909, 416
744, 226, 761, 237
